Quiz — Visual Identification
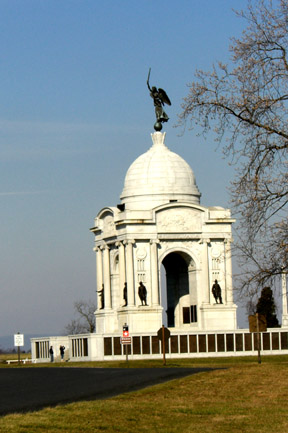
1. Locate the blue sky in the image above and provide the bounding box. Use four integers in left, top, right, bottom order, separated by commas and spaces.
0, 0, 251, 341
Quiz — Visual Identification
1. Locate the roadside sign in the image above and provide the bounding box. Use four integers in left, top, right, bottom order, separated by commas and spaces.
157, 326, 170, 366
14, 333, 24, 347
122, 324, 131, 362
14, 333, 24, 365
248, 314, 267, 333
248, 313, 267, 365
123, 324, 129, 337
121, 337, 132, 345
157, 326, 170, 341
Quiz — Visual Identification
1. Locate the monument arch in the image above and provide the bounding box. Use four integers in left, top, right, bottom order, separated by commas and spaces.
161, 250, 197, 329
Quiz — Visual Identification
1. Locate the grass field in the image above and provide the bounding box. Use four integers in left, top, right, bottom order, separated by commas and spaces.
0, 355, 287, 432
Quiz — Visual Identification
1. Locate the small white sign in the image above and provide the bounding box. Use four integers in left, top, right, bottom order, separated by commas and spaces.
14, 334, 24, 347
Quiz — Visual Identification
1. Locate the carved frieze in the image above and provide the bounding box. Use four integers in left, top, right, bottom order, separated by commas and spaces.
102, 214, 115, 235
136, 246, 147, 259
158, 240, 201, 263
211, 246, 221, 258
210, 242, 224, 263
156, 208, 202, 232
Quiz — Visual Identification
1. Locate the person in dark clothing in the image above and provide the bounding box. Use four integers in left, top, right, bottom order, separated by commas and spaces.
49, 346, 54, 362
60, 345, 65, 361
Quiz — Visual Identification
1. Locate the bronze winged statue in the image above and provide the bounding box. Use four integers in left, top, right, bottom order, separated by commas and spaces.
147, 68, 171, 131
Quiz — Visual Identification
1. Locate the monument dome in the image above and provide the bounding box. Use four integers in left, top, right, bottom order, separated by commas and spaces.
120, 132, 201, 210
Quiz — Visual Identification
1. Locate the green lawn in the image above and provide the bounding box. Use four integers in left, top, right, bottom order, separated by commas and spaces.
0, 356, 288, 432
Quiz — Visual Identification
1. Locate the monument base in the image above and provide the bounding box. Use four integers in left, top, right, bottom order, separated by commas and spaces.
95, 306, 164, 335
199, 303, 238, 331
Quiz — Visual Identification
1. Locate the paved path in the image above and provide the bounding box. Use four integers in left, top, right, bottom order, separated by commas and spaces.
0, 367, 212, 415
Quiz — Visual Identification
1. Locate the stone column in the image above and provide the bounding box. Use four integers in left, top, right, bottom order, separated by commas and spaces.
200, 238, 210, 303
116, 241, 126, 303
224, 239, 233, 304
125, 240, 135, 306
282, 271, 288, 326
150, 239, 160, 306
282, 272, 287, 315
102, 244, 111, 309
95, 247, 103, 310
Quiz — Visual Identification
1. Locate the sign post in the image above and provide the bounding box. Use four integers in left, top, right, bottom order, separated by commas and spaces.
121, 324, 131, 363
14, 333, 24, 365
248, 314, 267, 364
157, 325, 170, 366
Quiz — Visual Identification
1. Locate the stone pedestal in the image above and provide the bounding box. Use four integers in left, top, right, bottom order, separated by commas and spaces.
200, 304, 238, 331
117, 306, 163, 334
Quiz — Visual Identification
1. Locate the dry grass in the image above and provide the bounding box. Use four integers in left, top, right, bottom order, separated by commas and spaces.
0, 353, 19, 362
0, 357, 288, 432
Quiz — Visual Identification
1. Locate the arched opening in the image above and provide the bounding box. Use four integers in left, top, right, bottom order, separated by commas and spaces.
161, 251, 197, 328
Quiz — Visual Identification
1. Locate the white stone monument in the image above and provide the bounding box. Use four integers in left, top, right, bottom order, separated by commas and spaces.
90, 131, 237, 336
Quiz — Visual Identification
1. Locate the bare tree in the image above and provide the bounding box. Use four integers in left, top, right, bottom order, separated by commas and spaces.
65, 319, 87, 335
179, 0, 288, 298
246, 299, 257, 317
65, 299, 96, 335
